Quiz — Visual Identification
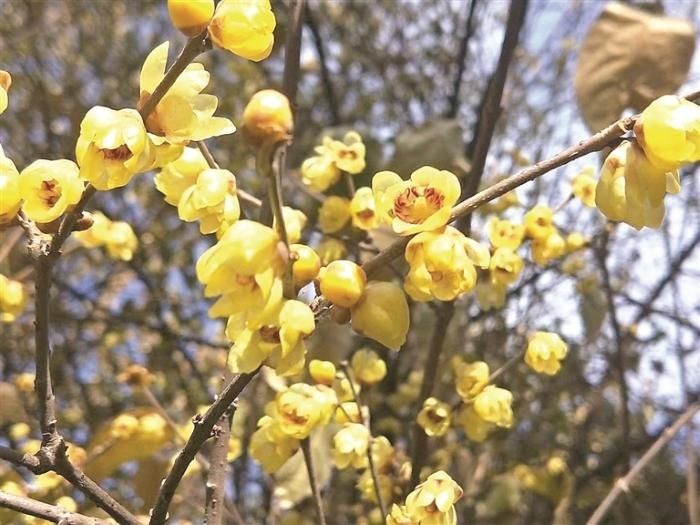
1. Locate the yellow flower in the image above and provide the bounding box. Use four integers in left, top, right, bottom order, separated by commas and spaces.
333, 423, 370, 469
197, 219, 284, 317
167, 0, 214, 36
404, 226, 490, 302
0, 274, 26, 323
489, 247, 523, 286
279, 206, 307, 244
273, 383, 336, 439
416, 397, 451, 437
76, 106, 156, 190
373, 166, 460, 235
0, 147, 21, 223
139, 42, 235, 144
326, 131, 366, 174
351, 281, 409, 351
301, 153, 341, 192
487, 218, 524, 250
525, 331, 568, 375
14, 373, 35, 393
531, 229, 566, 267
565, 232, 586, 253
250, 415, 299, 473
456, 405, 494, 443
404, 471, 463, 525
571, 166, 597, 207
0, 70, 10, 115
634, 95, 700, 170
473, 385, 513, 428
19, 159, 83, 223
475, 281, 507, 311
595, 141, 672, 230
455, 360, 489, 401
241, 89, 292, 147
155, 146, 209, 206
350, 187, 379, 230
290, 243, 320, 288
351, 348, 387, 387
178, 168, 240, 235
523, 204, 555, 240
226, 298, 314, 376
319, 196, 351, 234
315, 237, 347, 265
319, 260, 367, 309
386, 504, 416, 525
309, 360, 336, 386
209, 0, 276, 61
103, 221, 138, 261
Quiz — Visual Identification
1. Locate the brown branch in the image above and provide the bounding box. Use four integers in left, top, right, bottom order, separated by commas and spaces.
596, 228, 631, 474
339, 363, 387, 517
149, 371, 258, 525
282, 0, 306, 111
304, 2, 341, 124
0, 490, 109, 525
301, 437, 327, 525
360, 112, 639, 278
457, 0, 528, 233
204, 406, 234, 525
585, 403, 700, 525
446, 0, 479, 118
409, 301, 455, 489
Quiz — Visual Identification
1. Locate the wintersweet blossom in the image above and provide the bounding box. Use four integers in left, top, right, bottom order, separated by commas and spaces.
404, 471, 463, 525
178, 168, 240, 235
350, 187, 379, 230
319, 196, 351, 234
75, 106, 155, 190
167, 0, 214, 36
473, 385, 513, 428
333, 423, 370, 469
572, 166, 597, 207
209, 0, 276, 62
272, 383, 337, 439
487, 217, 525, 250
455, 360, 489, 401
139, 42, 235, 144
19, 159, 83, 223
0, 147, 21, 223
249, 415, 299, 473
404, 226, 490, 302
489, 247, 523, 286
523, 204, 555, 240
525, 331, 568, 375
634, 95, 700, 170
319, 260, 367, 309
241, 89, 293, 147
416, 397, 451, 437
0, 71, 10, 115
351, 349, 387, 387
0, 274, 26, 323
351, 281, 409, 351
373, 166, 460, 235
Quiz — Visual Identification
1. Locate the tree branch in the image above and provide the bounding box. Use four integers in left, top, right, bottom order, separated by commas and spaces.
585, 403, 700, 525
0, 490, 109, 525
446, 0, 479, 119
149, 371, 258, 525
301, 437, 327, 525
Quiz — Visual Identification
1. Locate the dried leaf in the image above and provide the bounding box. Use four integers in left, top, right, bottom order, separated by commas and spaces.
575, 2, 695, 131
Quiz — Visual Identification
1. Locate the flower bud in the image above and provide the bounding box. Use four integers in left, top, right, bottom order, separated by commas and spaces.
241, 89, 292, 147
350, 281, 409, 351
319, 260, 367, 309
208, 0, 276, 62
290, 244, 321, 288
0, 70, 11, 115
167, 0, 214, 37
309, 359, 336, 386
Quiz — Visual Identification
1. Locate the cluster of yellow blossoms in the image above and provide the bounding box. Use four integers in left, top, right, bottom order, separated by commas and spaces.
388, 471, 464, 525
0, 274, 26, 322
416, 331, 567, 444
74, 212, 138, 261
595, 96, 699, 229
300, 131, 366, 192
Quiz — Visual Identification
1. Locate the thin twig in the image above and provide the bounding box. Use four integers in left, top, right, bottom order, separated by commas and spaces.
0, 490, 109, 525
446, 0, 479, 118
301, 438, 327, 525
585, 403, 700, 525
149, 370, 258, 525
304, 3, 341, 124
339, 364, 387, 517
596, 228, 631, 474
409, 301, 455, 489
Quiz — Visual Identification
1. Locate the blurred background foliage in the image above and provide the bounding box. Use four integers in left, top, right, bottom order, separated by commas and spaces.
0, 0, 699, 523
